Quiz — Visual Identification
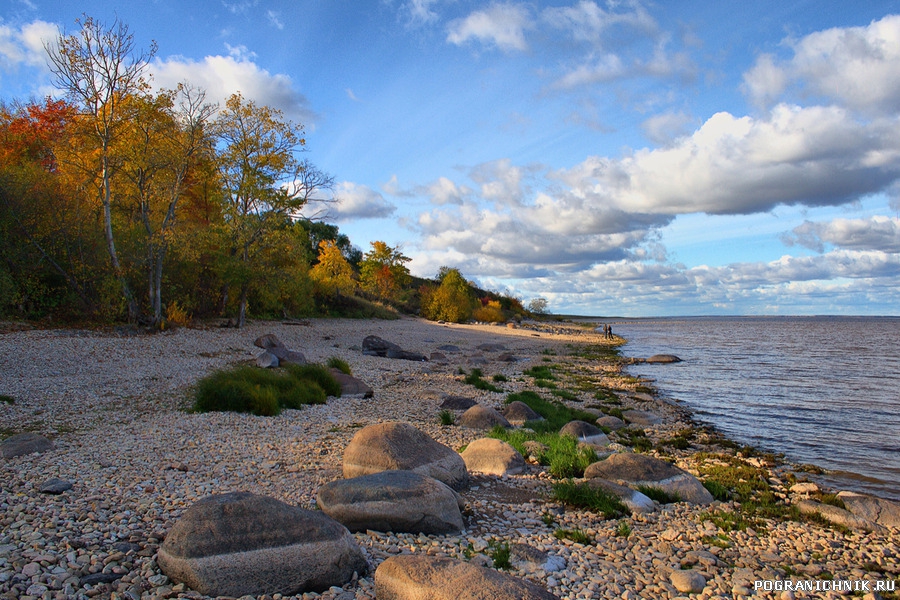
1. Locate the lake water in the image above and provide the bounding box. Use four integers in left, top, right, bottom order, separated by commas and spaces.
606, 316, 900, 501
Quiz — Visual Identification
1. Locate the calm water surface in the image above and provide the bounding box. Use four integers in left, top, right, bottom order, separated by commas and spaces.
609, 316, 900, 501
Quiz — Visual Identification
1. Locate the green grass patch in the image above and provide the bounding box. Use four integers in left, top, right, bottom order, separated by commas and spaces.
0, 394, 14, 405
523, 364, 557, 380
695, 454, 770, 503
464, 368, 503, 393
488, 426, 597, 478
492, 373, 509, 382
326, 356, 352, 375
550, 480, 628, 519
550, 389, 579, 401
636, 485, 681, 504
593, 388, 620, 404
193, 364, 339, 416
616, 520, 632, 538
504, 390, 599, 433
554, 528, 592, 544
615, 427, 652, 452
700, 509, 759, 532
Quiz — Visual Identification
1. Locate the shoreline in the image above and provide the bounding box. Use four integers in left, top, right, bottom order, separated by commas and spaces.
1, 316, 897, 600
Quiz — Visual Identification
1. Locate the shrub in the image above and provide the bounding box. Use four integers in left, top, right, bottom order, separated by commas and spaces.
523, 365, 556, 380
0, 394, 15, 405
193, 363, 338, 416
616, 521, 632, 538
165, 301, 191, 328
473, 301, 505, 323
550, 480, 628, 519
326, 356, 352, 375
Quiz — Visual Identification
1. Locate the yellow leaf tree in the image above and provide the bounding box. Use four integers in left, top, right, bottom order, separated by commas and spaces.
310, 240, 356, 297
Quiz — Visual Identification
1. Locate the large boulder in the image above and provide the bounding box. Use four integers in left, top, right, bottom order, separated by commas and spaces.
362, 336, 426, 361
439, 396, 478, 410
559, 421, 610, 446
796, 500, 878, 531
646, 354, 682, 364
343, 422, 468, 490
837, 491, 900, 529
596, 415, 626, 431
621, 410, 662, 426
328, 369, 374, 398
157, 492, 367, 597
584, 453, 713, 504
317, 470, 463, 534
254, 334, 306, 365
460, 438, 525, 476
458, 405, 511, 430
502, 401, 543, 425
1, 433, 54, 459
375, 555, 560, 600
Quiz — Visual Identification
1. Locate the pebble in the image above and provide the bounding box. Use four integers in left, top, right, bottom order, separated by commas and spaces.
0, 320, 897, 600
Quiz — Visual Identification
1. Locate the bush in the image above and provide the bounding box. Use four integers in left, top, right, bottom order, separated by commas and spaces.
193, 363, 339, 416
473, 301, 505, 323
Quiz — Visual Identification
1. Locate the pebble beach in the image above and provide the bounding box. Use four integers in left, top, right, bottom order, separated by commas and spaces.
1, 317, 897, 600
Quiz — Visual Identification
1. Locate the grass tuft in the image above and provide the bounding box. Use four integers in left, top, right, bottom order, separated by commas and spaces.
326, 356, 352, 375
438, 409, 456, 426
554, 528, 592, 544
636, 485, 681, 504
550, 480, 628, 519
489, 426, 597, 478
193, 363, 339, 416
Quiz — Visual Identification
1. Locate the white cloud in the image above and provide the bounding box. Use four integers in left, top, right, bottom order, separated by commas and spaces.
425, 177, 470, 205
542, 0, 659, 47
150, 54, 315, 125
402, 0, 444, 25
743, 14, 900, 115
0, 19, 57, 71
640, 111, 694, 146
558, 104, 900, 216
266, 10, 284, 30
784, 216, 900, 253
327, 182, 397, 221
446, 3, 533, 52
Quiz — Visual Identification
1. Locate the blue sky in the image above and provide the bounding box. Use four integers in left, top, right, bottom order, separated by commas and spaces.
3, 0, 900, 316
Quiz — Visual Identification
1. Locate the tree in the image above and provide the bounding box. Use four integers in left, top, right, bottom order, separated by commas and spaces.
359, 241, 411, 301
117, 84, 216, 326
422, 267, 473, 323
213, 92, 311, 327
528, 297, 549, 314
45, 15, 157, 322
309, 240, 356, 297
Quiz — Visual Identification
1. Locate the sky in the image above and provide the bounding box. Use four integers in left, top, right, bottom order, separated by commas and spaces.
3, 0, 900, 316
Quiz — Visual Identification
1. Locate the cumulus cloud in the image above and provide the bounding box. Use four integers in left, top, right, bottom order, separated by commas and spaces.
640, 111, 695, 146
327, 182, 397, 221
446, 3, 533, 52
150, 53, 315, 124
0, 19, 57, 71
784, 216, 900, 253
743, 14, 900, 115
423, 177, 471, 205
557, 104, 900, 216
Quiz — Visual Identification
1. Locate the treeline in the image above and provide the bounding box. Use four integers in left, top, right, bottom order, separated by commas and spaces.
0, 16, 545, 327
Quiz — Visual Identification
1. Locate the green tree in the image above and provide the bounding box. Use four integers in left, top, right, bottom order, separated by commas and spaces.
213, 92, 312, 327
422, 267, 474, 323
45, 15, 157, 322
359, 240, 410, 301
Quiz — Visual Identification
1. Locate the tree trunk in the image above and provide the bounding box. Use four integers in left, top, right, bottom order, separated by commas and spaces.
101, 154, 139, 323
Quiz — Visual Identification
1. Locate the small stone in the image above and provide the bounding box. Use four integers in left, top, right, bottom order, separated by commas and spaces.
148, 574, 169, 586
670, 570, 705, 594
